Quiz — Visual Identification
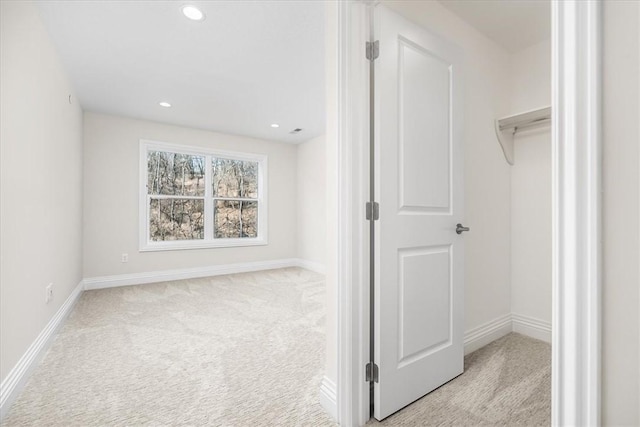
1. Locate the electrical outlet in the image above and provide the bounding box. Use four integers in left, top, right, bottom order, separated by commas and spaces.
121, 253, 128, 263
45, 283, 53, 303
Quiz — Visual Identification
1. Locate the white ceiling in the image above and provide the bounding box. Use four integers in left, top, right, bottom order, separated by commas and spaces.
36, 0, 548, 143
36, 1, 325, 144
438, 0, 550, 53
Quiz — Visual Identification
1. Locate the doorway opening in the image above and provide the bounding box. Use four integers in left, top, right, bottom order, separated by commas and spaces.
330, 1, 602, 425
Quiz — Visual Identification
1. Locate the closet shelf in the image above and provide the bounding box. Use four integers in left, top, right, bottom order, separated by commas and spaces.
494, 106, 551, 165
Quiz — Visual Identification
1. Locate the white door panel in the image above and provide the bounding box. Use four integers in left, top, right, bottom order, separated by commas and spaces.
374, 5, 465, 420
399, 39, 451, 211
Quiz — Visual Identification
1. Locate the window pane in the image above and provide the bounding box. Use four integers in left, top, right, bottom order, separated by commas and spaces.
149, 198, 204, 241
214, 200, 258, 238
212, 158, 258, 198
147, 151, 205, 196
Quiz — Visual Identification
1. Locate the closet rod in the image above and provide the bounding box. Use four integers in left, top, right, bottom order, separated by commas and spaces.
498, 106, 551, 131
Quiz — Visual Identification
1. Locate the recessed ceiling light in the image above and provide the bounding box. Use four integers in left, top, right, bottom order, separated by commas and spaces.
270, 123, 280, 128
159, 102, 172, 108
181, 5, 205, 21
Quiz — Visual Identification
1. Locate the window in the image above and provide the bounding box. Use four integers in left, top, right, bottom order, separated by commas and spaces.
140, 140, 267, 251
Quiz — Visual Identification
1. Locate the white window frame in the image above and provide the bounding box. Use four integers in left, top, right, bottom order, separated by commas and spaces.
139, 139, 268, 251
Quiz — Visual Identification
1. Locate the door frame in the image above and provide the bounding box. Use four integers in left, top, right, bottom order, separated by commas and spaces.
551, 1, 602, 425
327, 2, 370, 425
329, 1, 602, 425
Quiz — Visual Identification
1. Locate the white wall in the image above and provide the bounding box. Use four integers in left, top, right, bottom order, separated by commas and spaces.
0, 1, 83, 383
82, 112, 298, 278
382, 1, 513, 333
296, 135, 326, 269
509, 40, 552, 325
324, 1, 339, 387
602, 1, 640, 424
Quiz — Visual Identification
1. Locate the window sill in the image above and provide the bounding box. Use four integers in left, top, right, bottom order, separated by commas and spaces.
140, 238, 267, 252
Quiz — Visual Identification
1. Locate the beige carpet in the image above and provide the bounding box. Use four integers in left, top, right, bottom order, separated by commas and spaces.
369, 333, 551, 426
5, 267, 336, 427
5, 267, 550, 426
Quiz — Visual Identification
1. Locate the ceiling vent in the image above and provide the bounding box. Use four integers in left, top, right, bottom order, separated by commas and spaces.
289, 128, 303, 134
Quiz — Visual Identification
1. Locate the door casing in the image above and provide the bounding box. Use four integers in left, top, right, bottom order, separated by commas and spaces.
327, 1, 602, 425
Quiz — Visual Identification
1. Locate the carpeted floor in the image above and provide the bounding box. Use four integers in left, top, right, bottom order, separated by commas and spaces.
5, 267, 335, 427
5, 267, 550, 426
369, 333, 551, 426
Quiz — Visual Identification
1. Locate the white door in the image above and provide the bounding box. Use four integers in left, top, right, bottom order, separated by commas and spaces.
373, 5, 465, 420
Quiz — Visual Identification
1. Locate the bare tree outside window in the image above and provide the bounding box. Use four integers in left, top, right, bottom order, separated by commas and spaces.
150, 199, 204, 240
212, 159, 258, 198
214, 200, 258, 238
147, 151, 206, 241
147, 151, 205, 196
212, 159, 259, 238
143, 144, 264, 248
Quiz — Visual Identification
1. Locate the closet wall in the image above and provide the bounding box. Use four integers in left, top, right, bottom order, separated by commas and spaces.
509, 40, 552, 339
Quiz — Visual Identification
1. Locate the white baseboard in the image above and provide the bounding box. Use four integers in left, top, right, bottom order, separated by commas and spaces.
0, 280, 84, 420
464, 313, 553, 355
319, 375, 337, 422
84, 259, 327, 291
512, 313, 552, 343
464, 313, 512, 355
294, 258, 326, 275
83, 259, 302, 290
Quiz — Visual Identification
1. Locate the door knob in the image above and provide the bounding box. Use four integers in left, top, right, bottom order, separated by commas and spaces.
456, 224, 470, 234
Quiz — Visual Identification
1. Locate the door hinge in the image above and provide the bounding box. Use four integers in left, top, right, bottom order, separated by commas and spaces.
366, 362, 379, 383
366, 201, 380, 221
366, 40, 379, 61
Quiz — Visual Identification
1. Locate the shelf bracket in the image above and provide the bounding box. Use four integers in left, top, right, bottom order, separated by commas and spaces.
495, 106, 551, 165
